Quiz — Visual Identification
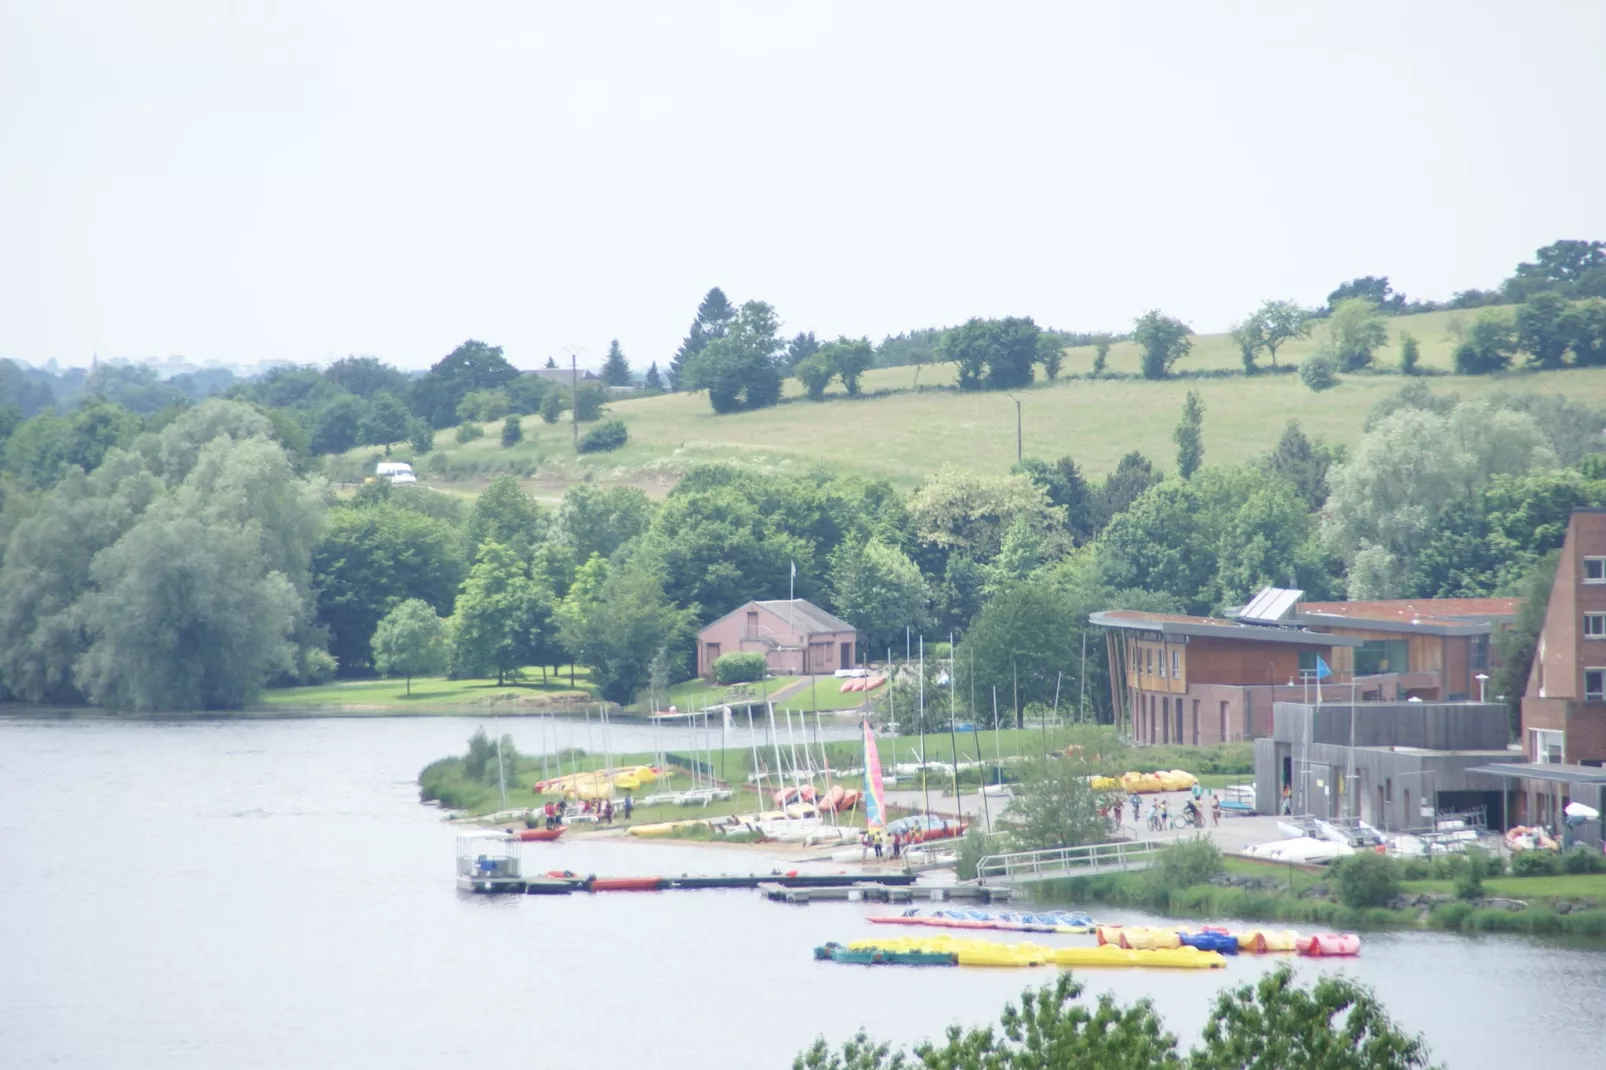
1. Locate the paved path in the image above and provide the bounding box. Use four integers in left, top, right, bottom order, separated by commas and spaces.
884, 786, 1294, 856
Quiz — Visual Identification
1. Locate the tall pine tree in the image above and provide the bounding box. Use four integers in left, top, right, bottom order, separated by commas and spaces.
643, 362, 664, 392
600, 340, 632, 386
668, 287, 736, 390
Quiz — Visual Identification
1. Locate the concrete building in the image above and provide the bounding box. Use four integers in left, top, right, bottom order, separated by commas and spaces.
1092, 592, 1515, 746
1252, 701, 1522, 832
695, 599, 858, 680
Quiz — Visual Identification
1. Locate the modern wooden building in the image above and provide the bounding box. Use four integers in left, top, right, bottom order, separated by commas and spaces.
1093, 590, 1517, 746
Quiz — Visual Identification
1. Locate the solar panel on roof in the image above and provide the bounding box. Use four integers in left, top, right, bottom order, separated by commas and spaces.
1236, 586, 1304, 623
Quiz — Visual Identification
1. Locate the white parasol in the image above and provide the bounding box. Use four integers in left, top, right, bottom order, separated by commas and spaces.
1563, 801, 1600, 820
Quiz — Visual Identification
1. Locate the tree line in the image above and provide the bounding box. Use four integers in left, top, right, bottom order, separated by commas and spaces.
3, 378, 1597, 719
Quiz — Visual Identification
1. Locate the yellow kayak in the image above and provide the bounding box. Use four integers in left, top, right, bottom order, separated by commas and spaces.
1097, 925, 1184, 950
1049, 945, 1225, 969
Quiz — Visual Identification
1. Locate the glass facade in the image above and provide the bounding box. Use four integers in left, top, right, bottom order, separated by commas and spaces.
1354, 639, 1408, 676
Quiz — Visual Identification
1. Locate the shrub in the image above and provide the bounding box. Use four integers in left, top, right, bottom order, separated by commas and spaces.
539, 389, 564, 424
1398, 858, 1432, 881
796, 354, 833, 401
1400, 332, 1420, 375
1454, 867, 1484, 901
574, 383, 607, 422
454, 421, 484, 443
1430, 900, 1474, 930
408, 421, 434, 454
1452, 311, 1517, 374
1329, 851, 1399, 909
500, 415, 523, 447
1561, 846, 1606, 874
1140, 836, 1224, 908
713, 651, 766, 685
1511, 850, 1562, 877
1300, 350, 1339, 392
577, 420, 628, 454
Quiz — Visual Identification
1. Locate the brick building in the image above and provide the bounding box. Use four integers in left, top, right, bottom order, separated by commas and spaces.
695, 599, 858, 680
1093, 592, 1516, 746
1521, 509, 1606, 767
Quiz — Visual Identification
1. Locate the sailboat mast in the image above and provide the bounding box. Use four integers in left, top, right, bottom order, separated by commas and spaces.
745, 704, 764, 815
767, 703, 787, 816
919, 635, 929, 820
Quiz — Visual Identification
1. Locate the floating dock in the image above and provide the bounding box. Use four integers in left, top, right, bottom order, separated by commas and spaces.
467, 871, 925, 895
760, 881, 1012, 904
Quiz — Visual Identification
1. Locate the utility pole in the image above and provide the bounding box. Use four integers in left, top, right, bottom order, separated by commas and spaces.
570, 353, 579, 450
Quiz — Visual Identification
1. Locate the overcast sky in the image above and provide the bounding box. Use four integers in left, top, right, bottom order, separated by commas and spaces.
3, 1, 1604, 372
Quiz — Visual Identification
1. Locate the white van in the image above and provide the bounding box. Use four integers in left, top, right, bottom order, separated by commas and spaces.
375, 461, 417, 484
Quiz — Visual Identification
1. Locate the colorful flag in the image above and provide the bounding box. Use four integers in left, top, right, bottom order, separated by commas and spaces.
1314, 655, 1333, 680
861, 720, 886, 831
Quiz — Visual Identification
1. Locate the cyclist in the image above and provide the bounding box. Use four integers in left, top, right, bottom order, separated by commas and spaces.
1182, 798, 1201, 828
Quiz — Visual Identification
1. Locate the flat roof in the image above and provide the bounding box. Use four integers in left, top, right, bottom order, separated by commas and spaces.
1465, 762, 1606, 785
1089, 610, 1362, 648
1295, 598, 1515, 636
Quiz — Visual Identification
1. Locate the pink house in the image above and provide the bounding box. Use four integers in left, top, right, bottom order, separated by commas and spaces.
695, 599, 858, 680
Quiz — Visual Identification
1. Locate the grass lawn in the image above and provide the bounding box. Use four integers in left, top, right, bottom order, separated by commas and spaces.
328, 306, 1606, 500
258, 668, 598, 712
646, 675, 806, 714
1401, 873, 1606, 902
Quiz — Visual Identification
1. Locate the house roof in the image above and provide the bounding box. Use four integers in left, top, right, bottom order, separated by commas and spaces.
526, 367, 600, 383
1088, 609, 1362, 648
1298, 598, 1519, 625
699, 598, 856, 639
1465, 762, 1606, 786
753, 599, 855, 635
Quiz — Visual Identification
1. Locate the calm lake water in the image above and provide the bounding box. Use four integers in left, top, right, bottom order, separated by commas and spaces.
2, 714, 1601, 1069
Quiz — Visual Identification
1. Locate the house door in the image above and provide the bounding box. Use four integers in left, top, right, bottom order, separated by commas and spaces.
840, 642, 852, 671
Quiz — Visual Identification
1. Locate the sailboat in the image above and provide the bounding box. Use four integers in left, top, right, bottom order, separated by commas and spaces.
827, 720, 888, 861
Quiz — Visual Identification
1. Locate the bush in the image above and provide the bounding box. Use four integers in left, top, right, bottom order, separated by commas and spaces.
539, 389, 564, 424
796, 354, 833, 401
713, 651, 766, 685
1454, 867, 1484, 901
577, 420, 628, 454
500, 415, 522, 447
574, 383, 607, 422
1512, 850, 1563, 877
1330, 852, 1399, 909
1400, 332, 1420, 375
1300, 350, 1339, 392
455, 421, 485, 443
1140, 836, 1224, 908
408, 422, 434, 454
1561, 846, 1606, 874
1430, 900, 1474, 929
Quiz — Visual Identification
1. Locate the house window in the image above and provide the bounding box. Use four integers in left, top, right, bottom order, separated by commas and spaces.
1586, 614, 1606, 638
1586, 557, 1606, 583
1298, 650, 1318, 674
1587, 669, 1606, 700
1354, 639, 1408, 676
1532, 728, 1564, 764
1158, 649, 1167, 678
1171, 650, 1180, 679
1146, 648, 1153, 675
1471, 634, 1489, 671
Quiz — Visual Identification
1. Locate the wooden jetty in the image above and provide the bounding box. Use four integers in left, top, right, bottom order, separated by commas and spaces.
759, 881, 1013, 905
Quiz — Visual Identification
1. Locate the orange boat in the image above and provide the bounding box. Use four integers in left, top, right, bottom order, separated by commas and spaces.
818, 785, 848, 811
516, 826, 566, 842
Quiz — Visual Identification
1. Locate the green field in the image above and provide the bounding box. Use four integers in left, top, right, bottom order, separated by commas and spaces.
258, 670, 599, 712
329, 307, 1606, 501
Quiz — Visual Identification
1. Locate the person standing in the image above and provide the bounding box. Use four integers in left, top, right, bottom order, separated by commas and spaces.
873, 833, 884, 859
623, 794, 633, 820
1211, 793, 1222, 827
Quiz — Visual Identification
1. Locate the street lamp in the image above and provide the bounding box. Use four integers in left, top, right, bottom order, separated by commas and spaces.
1476, 673, 1490, 703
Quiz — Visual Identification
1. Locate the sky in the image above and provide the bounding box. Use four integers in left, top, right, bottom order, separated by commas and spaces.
2, 1, 1604, 372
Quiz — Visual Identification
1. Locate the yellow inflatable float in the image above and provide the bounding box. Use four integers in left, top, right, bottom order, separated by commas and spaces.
842, 934, 1223, 969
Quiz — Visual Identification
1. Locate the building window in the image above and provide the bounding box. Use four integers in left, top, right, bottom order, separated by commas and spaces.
1586, 557, 1606, 583
1171, 650, 1180, 679
1354, 639, 1408, 676
1471, 634, 1489, 671
1532, 728, 1565, 764
1158, 648, 1167, 678
1587, 614, 1606, 639
1146, 648, 1153, 675
1588, 669, 1606, 700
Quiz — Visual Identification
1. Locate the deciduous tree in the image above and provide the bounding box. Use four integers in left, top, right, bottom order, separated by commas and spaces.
1132, 311, 1192, 379
371, 598, 449, 694
827, 537, 931, 656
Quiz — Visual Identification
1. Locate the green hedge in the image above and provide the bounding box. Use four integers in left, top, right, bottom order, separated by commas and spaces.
714, 651, 767, 684
577, 420, 628, 453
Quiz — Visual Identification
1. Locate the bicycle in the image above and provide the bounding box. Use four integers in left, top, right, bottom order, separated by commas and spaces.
1171, 810, 1204, 830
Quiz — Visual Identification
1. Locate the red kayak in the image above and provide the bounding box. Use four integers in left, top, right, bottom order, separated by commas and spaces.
589, 877, 665, 892
516, 826, 566, 842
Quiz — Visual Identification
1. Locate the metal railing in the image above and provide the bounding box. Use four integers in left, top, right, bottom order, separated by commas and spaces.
975, 838, 1167, 884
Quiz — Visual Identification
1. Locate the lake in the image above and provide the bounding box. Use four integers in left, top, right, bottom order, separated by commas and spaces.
1, 714, 1600, 1068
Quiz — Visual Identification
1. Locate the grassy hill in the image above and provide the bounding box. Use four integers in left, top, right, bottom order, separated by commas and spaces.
332, 307, 1606, 500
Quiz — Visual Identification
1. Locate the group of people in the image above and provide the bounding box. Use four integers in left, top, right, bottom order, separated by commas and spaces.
540, 794, 634, 829
1108, 781, 1222, 831
859, 829, 910, 860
